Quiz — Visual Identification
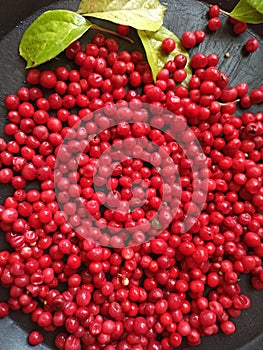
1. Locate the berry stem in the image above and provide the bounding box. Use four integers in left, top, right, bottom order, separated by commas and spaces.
93, 24, 134, 44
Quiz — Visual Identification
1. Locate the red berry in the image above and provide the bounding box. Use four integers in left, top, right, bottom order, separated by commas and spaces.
181, 31, 197, 49
161, 37, 176, 54
117, 24, 130, 36
4, 94, 20, 110
39, 70, 57, 89
245, 38, 259, 53
209, 5, 220, 17
233, 21, 247, 35
0, 302, 9, 318
194, 30, 206, 44
0, 27, 263, 350
220, 321, 236, 335
208, 17, 222, 31
28, 331, 44, 346
65, 40, 82, 59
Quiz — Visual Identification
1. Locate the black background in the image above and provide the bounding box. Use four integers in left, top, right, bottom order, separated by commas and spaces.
1, 0, 263, 40
0, 0, 262, 349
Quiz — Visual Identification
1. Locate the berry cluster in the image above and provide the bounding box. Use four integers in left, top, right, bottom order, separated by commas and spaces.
0, 20, 262, 350
207, 5, 222, 32
180, 4, 260, 55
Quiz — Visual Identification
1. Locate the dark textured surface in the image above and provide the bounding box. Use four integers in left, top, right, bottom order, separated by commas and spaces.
0, 0, 262, 349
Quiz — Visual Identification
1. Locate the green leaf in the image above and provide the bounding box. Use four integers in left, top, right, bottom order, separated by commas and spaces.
77, 0, 166, 31
230, 0, 263, 24
19, 10, 93, 68
137, 26, 192, 85
247, 0, 263, 15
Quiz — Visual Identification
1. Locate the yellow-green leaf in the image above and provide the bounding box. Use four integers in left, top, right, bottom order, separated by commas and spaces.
138, 26, 192, 85
77, 0, 166, 31
19, 10, 93, 68
230, 0, 263, 24
247, 0, 263, 15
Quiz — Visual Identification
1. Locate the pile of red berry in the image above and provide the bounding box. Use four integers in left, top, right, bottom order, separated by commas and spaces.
0, 19, 262, 350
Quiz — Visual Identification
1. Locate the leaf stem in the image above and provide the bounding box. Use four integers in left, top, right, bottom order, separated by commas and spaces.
93, 24, 134, 43
220, 9, 231, 16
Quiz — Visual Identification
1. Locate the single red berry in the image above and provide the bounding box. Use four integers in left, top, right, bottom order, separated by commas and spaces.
208, 17, 222, 31
0, 302, 9, 318
245, 38, 259, 53
117, 24, 130, 36
65, 40, 82, 59
181, 32, 196, 49
39, 70, 57, 89
220, 321, 236, 335
27, 69, 41, 85
194, 30, 206, 44
161, 37, 176, 54
28, 331, 44, 346
4, 95, 20, 110
233, 21, 247, 35
209, 5, 220, 17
